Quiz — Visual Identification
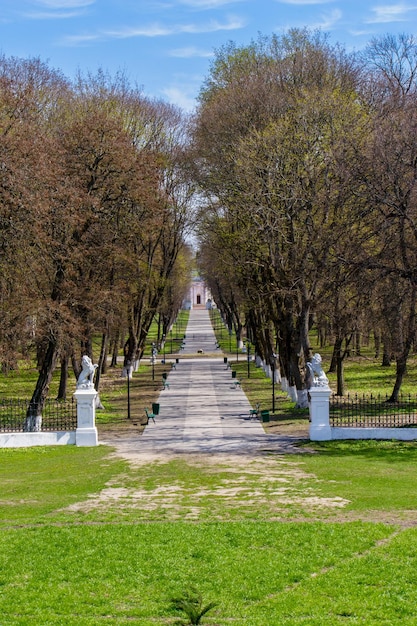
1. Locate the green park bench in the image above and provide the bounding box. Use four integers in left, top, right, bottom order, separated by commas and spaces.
144, 407, 156, 423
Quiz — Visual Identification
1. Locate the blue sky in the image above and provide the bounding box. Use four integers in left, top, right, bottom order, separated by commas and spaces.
1, 0, 417, 112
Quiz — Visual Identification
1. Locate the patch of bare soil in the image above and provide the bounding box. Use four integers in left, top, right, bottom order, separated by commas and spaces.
263, 415, 310, 439
60, 447, 354, 522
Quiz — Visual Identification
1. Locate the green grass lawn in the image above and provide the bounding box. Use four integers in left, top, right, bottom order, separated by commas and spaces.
1, 442, 417, 625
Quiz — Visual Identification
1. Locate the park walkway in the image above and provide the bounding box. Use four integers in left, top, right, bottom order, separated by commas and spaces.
124, 308, 297, 457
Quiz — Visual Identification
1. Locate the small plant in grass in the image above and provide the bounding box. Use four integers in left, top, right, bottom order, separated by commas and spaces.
170, 587, 218, 625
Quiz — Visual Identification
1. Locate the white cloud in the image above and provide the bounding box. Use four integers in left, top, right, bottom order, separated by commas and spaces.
35, 0, 94, 7
162, 86, 198, 112
103, 15, 245, 39
107, 24, 173, 37
24, 0, 94, 19
312, 8, 342, 30
367, 3, 417, 23
169, 46, 214, 57
60, 32, 100, 45
59, 15, 244, 46
277, 0, 334, 5
25, 10, 87, 19
179, 0, 243, 7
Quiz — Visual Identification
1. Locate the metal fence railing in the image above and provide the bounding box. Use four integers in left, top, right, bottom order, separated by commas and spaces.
329, 393, 417, 428
0, 398, 77, 433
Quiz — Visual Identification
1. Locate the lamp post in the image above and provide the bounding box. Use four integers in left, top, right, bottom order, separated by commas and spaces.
162, 334, 166, 363
151, 342, 156, 381
271, 353, 277, 413
170, 328, 173, 353
246, 341, 251, 378
126, 360, 131, 420
229, 328, 232, 353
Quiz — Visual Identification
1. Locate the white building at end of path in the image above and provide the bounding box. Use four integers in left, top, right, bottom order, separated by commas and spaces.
184, 275, 213, 309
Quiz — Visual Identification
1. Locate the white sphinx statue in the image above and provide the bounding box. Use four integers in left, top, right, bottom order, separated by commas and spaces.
306, 353, 329, 388
76, 355, 98, 389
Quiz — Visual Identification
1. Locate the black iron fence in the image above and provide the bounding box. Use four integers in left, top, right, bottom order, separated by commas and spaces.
330, 393, 417, 428
0, 398, 77, 433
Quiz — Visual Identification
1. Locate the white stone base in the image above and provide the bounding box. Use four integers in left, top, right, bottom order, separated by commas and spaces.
76, 427, 98, 446
332, 427, 417, 441
73, 387, 99, 447
310, 422, 332, 441
0, 431, 75, 448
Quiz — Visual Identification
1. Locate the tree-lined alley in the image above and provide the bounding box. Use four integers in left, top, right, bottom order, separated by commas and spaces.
2, 29, 417, 417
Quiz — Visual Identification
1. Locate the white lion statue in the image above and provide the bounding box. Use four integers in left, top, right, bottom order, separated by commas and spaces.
306, 353, 329, 388
77, 355, 98, 389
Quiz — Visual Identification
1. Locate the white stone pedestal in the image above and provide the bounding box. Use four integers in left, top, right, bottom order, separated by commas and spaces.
308, 386, 332, 441
73, 387, 98, 446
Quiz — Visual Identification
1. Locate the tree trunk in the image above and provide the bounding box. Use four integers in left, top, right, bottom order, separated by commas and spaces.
335, 334, 353, 396
56, 354, 68, 400
101, 334, 108, 375
388, 355, 407, 402
123, 331, 138, 371
298, 299, 311, 365
329, 337, 342, 373
25, 337, 58, 431
71, 349, 82, 381
381, 333, 392, 366
374, 329, 381, 359
388, 285, 416, 402
381, 351, 391, 367
336, 352, 345, 396
355, 331, 361, 356
110, 330, 119, 367
95, 332, 108, 393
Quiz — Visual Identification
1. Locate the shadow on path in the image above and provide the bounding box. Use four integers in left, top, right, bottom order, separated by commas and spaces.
101, 309, 305, 460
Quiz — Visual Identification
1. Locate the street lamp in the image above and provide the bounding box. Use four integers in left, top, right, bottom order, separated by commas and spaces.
229, 327, 232, 353
162, 334, 166, 363
271, 353, 277, 413
126, 360, 131, 420
151, 342, 156, 381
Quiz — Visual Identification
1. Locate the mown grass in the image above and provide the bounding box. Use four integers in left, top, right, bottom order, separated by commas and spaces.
0, 521, 397, 626
0, 446, 126, 524
1, 442, 417, 624
302, 440, 417, 513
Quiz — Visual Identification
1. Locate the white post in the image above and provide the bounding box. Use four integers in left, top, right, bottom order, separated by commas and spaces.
309, 387, 332, 441
74, 388, 98, 446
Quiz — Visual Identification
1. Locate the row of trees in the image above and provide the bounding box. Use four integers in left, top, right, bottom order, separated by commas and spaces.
192, 29, 417, 403
0, 58, 193, 427
3, 28, 417, 421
